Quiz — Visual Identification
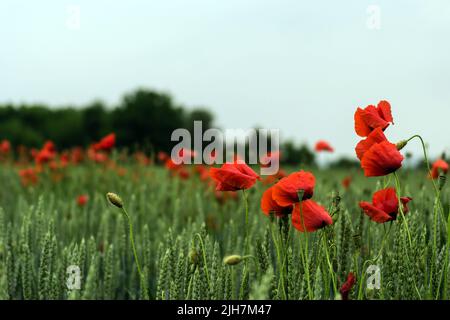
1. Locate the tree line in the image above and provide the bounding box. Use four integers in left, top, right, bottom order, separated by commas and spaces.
1, 88, 351, 167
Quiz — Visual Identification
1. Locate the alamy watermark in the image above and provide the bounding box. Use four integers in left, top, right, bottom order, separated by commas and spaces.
171, 121, 280, 175
366, 265, 381, 290
66, 265, 81, 290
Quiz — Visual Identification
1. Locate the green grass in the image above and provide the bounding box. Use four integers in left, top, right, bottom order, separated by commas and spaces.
0, 163, 448, 300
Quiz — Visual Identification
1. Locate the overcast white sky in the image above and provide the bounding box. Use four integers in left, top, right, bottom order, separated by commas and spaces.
1, 0, 449, 158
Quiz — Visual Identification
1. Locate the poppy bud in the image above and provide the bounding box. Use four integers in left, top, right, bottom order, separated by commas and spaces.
396, 140, 408, 151
223, 255, 243, 266
439, 174, 447, 191
106, 192, 124, 208
189, 249, 199, 265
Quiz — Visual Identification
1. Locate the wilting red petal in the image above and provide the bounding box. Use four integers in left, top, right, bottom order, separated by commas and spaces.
400, 197, 413, 213
291, 200, 332, 232
315, 140, 334, 152
360, 188, 412, 223
359, 201, 394, 223
340, 272, 356, 300
210, 162, 259, 191
361, 105, 389, 131
361, 141, 403, 177
354, 101, 394, 137
372, 188, 398, 216
355, 128, 387, 160
354, 108, 372, 137
272, 171, 315, 206
261, 186, 293, 217
377, 100, 393, 123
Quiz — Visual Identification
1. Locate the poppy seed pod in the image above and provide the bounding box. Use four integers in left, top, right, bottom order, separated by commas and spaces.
223, 255, 243, 266
106, 192, 124, 208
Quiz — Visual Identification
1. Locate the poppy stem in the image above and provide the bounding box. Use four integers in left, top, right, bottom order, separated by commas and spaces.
405, 134, 446, 225
393, 172, 413, 248
195, 233, 212, 292
120, 206, 146, 295
297, 190, 313, 299
242, 189, 250, 256
268, 217, 288, 299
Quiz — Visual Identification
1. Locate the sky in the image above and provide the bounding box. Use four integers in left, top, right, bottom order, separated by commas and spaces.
1, 0, 450, 159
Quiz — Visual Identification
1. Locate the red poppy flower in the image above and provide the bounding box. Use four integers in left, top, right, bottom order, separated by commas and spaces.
272, 170, 315, 206
291, 199, 333, 232
340, 272, 356, 300
0, 140, 11, 154
359, 188, 412, 223
178, 167, 190, 180
209, 162, 260, 191
315, 140, 334, 152
354, 100, 393, 137
261, 186, 293, 217
342, 176, 352, 189
19, 168, 38, 186
360, 141, 404, 177
35, 148, 56, 164
430, 159, 449, 179
157, 151, 169, 163
165, 158, 181, 171
42, 141, 56, 153
94, 133, 115, 151
77, 195, 89, 207
355, 128, 387, 160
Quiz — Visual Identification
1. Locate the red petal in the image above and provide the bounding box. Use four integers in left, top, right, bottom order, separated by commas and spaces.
272, 171, 315, 207
292, 200, 332, 232
355, 128, 387, 160
361, 142, 403, 177
377, 100, 393, 124
354, 108, 372, 137
359, 201, 393, 223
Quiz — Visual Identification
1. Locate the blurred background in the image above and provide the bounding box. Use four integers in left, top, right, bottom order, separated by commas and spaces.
1, 0, 449, 165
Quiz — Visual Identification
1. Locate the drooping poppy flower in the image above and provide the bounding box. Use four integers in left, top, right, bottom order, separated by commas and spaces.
261, 186, 293, 217
291, 199, 333, 232
94, 133, 115, 151
354, 100, 393, 137
272, 170, 315, 206
342, 176, 352, 189
360, 141, 404, 177
355, 128, 387, 160
315, 140, 334, 152
430, 159, 449, 179
340, 272, 356, 300
359, 188, 412, 223
77, 195, 89, 207
209, 162, 260, 191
